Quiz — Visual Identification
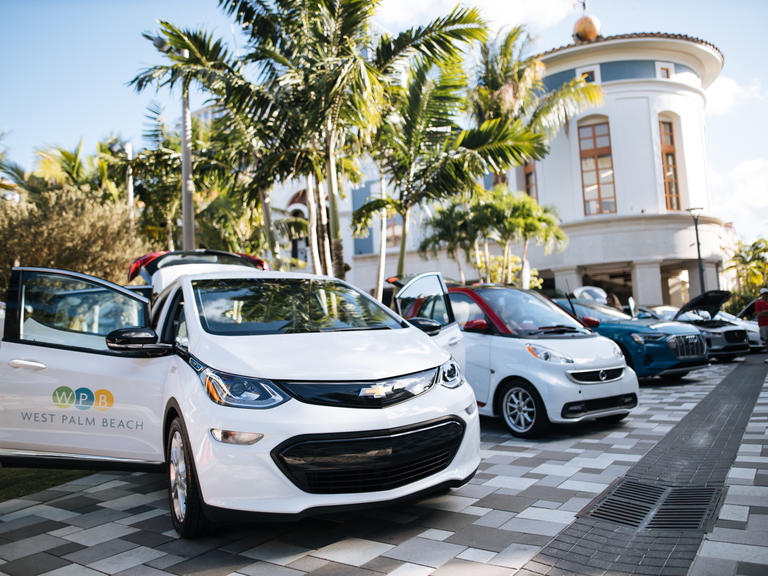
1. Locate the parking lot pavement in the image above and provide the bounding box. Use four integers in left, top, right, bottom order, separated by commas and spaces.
0, 359, 764, 576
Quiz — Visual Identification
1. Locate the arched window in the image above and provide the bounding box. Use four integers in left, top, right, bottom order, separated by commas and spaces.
578, 118, 616, 215
659, 119, 680, 210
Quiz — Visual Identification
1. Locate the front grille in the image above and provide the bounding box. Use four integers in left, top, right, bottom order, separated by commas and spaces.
724, 330, 747, 343
561, 393, 637, 418
272, 418, 465, 494
671, 334, 706, 358
568, 367, 624, 383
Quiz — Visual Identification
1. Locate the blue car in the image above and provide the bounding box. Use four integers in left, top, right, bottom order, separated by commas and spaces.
554, 299, 709, 378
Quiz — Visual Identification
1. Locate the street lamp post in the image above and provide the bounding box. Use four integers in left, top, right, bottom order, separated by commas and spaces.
686, 207, 705, 295
153, 36, 195, 250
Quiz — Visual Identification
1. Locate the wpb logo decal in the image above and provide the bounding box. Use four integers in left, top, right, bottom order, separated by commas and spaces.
52, 386, 114, 411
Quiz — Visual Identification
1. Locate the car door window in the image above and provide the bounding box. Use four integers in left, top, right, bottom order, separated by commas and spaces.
449, 293, 486, 328
395, 274, 454, 326
16, 271, 147, 352
161, 290, 188, 350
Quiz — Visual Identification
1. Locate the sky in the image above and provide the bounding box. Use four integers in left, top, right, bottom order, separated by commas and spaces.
1, 0, 767, 242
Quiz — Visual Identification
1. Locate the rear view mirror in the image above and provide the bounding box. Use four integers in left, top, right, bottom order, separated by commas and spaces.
106, 327, 173, 356
408, 317, 441, 336
463, 318, 490, 333
628, 296, 637, 318
582, 316, 600, 328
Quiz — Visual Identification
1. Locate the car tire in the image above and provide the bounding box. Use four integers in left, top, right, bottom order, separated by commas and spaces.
167, 418, 207, 538
598, 413, 628, 424
497, 380, 549, 438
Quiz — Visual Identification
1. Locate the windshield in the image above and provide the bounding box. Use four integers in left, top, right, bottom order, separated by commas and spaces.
476, 288, 586, 335
560, 300, 633, 322
192, 278, 402, 335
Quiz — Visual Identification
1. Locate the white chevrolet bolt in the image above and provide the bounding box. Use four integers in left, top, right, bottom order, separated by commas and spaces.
0, 267, 479, 537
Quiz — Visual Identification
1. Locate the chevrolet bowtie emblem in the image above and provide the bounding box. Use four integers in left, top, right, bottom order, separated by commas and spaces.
359, 384, 395, 399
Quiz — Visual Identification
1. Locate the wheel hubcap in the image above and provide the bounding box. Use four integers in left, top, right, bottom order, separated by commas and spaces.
504, 388, 536, 432
169, 431, 187, 523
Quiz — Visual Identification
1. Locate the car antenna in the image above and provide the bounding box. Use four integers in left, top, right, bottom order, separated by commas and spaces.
565, 280, 578, 317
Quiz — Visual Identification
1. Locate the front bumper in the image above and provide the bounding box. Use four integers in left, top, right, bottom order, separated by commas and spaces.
183, 382, 481, 515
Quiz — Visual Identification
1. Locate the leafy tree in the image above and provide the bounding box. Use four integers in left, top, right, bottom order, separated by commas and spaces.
726, 238, 768, 291
0, 186, 153, 288
419, 200, 474, 285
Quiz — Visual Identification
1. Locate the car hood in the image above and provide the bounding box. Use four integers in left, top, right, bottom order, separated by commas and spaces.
191, 327, 449, 381
600, 319, 699, 335
674, 290, 732, 320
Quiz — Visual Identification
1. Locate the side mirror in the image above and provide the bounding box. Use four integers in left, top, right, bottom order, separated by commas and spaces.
463, 318, 490, 333
408, 317, 441, 336
106, 327, 173, 356
582, 316, 600, 329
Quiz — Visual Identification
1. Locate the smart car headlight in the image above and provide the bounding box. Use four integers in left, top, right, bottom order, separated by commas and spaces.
189, 357, 288, 409
525, 344, 574, 364
439, 359, 464, 389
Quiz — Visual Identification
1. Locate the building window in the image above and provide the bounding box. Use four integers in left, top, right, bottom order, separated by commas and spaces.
659, 120, 680, 211
576, 65, 601, 84
523, 162, 537, 200
660, 67, 671, 79
578, 122, 616, 215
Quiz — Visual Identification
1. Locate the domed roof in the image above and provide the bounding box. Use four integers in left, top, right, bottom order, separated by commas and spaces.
573, 14, 601, 43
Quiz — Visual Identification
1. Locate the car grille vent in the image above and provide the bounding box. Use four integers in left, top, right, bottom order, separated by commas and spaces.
568, 367, 624, 383
724, 330, 747, 343
273, 418, 465, 494
582, 479, 721, 531
672, 335, 706, 358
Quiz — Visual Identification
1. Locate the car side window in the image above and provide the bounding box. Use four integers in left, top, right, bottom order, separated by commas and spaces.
19, 271, 146, 352
162, 291, 188, 350
449, 293, 486, 328
395, 275, 454, 326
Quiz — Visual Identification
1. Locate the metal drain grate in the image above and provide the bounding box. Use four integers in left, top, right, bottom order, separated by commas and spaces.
647, 487, 722, 530
582, 480, 722, 531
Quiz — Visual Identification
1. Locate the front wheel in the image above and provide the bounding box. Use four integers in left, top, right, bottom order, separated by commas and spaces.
167, 418, 207, 538
498, 381, 549, 438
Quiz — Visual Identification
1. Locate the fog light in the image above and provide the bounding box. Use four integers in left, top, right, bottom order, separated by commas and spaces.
465, 402, 477, 416
210, 429, 263, 445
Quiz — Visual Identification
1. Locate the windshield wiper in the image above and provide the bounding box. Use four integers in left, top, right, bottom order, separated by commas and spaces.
527, 325, 583, 335
325, 325, 393, 332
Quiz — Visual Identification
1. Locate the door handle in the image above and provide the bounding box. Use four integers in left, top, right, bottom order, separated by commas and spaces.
9, 359, 47, 370
447, 337, 461, 346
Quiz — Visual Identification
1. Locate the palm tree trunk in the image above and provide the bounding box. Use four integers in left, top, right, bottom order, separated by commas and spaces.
375, 176, 388, 302
166, 215, 175, 251
521, 237, 530, 289
259, 187, 282, 270
483, 237, 491, 282
325, 126, 345, 279
455, 253, 466, 285
396, 209, 410, 278
473, 239, 483, 282
316, 180, 333, 276
305, 174, 322, 275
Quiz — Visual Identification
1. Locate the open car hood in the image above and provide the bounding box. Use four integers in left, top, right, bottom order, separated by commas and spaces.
674, 290, 732, 320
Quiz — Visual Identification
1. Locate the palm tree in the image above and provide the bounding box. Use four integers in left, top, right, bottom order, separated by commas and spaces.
727, 238, 768, 290
354, 57, 546, 278
419, 200, 474, 285
220, 0, 488, 279
469, 25, 603, 185
511, 193, 567, 288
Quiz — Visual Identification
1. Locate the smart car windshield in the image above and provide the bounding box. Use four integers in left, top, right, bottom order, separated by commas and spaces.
192, 278, 402, 335
476, 288, 586, 336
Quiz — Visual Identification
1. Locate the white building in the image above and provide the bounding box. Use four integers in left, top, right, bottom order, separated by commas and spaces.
272, 24, 733, 306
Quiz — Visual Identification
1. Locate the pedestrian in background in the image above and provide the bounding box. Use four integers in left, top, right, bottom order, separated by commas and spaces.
756, 287, 768, 362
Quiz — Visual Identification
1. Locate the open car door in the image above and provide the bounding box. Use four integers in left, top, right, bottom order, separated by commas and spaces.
393, 273, 465, 370
0, 267, 171, 467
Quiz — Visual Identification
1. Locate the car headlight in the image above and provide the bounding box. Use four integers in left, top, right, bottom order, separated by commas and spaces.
610, 341, 625, 359
525, 344, 574, 364
189, 357, 288, 409
630, 333, 667, 345
439, 360, 464, 389
699, 330, 714, 337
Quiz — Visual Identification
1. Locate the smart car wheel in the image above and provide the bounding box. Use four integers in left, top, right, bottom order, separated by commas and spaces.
498, 381, 549, 438
167, 418, 207, 538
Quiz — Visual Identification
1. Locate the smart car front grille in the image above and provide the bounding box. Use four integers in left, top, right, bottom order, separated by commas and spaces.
671, 334, 706, 358
276, 368, 438, 409
724, 329, 747, 343
567, 367, 624, 384
561, 393, 638, 418
272, 418, 465, 494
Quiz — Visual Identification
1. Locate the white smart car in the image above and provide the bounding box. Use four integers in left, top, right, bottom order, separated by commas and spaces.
0, 267, 479, 537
